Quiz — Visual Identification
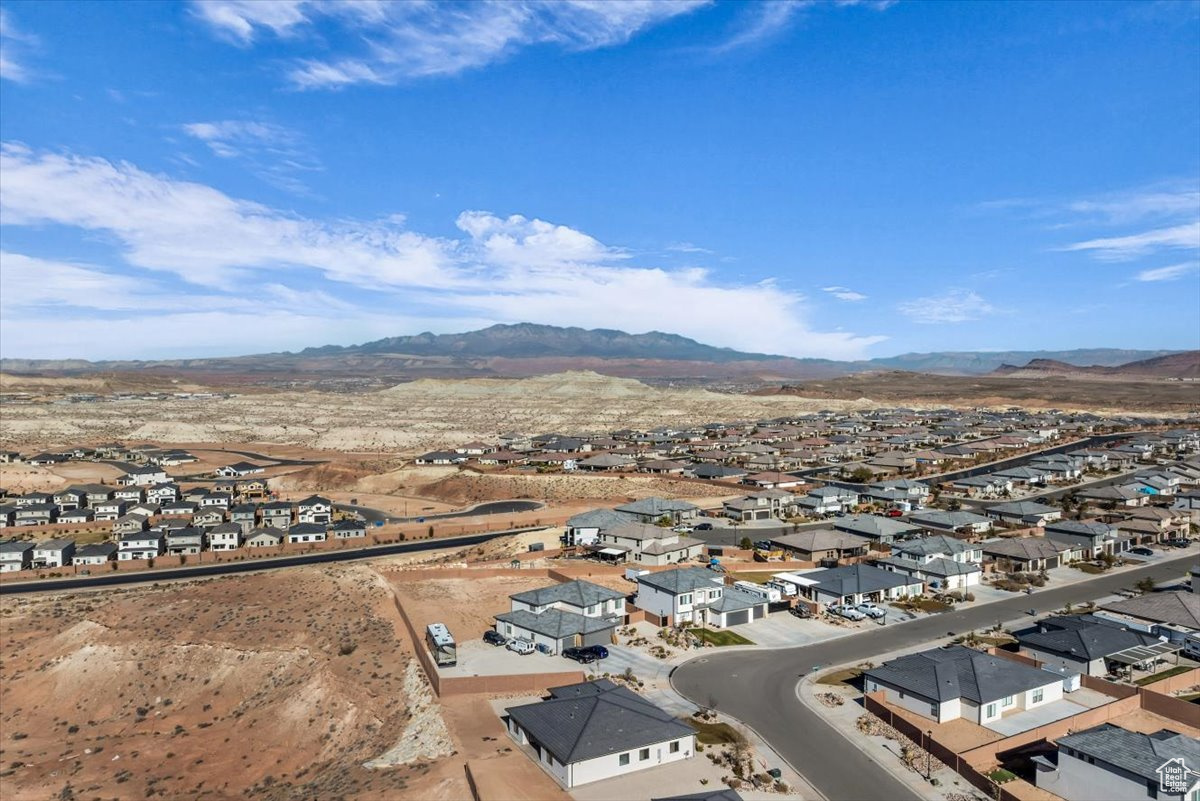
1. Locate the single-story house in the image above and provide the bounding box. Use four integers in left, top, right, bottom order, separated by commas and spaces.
786, 563, 924, 608
864, 645, 1064, 725
73, 542, 118, 566
287, 522, 327, 543
563, 508, 638, 548
832, 514, 922, 545
985, 501, 1063, 527
503, 679, 695, 788
769, 529, 867, 562
245, 527, 284, 548
981, 536, 1080, 572
909, 510, 994, 537
1018, 616, 1162, 676
613, 497, 700, 525
331, 519, 367, 539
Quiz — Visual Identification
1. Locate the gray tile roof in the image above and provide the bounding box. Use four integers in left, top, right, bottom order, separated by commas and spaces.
878, 556, 981, 578
865, 645, 1055, 704
805, 563, 920, 596
985, 501, 1061, 517
506, 680, 693, 764
75, 542, 118, 558
495, 608, 618, 640
1018, 620, 1159, 660
911, 510, 992, 529
980, 537, 1074, 561
770, 529, 865, 553
0, 540, 34, 554
566, 508, 639, 530
637, 566, 723, 595
709, 586, 765, 613
893, 534, 974, 559
614, 497, 699, 516
510, 579, 626, 609
1057, 723, 1200, 783
1099, 592, 1200, 630
832, 515, 921, 540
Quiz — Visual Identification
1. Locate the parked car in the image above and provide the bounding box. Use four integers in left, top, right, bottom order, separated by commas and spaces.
1165, 539, 1191, 549
1128, 547, 1154, 557
885, 509, 904, 518
788, 606, 811, 619
856, 602, 886, 619
581, 644, 609, 659
694, 522, 714, 531
506, 638, 536, 655
483, 630, 507, 647
562, 647, 597, 664
753, 540, 773, 551
830, 605, 865, 621
673, 524, 694, 533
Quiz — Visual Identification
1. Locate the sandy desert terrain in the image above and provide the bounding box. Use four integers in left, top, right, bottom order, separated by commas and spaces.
0, 371, 874, 453
0, 565, 472, 801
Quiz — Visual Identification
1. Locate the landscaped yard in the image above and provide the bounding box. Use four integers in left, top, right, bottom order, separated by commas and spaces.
892, 598, 952, 613
988, 768, 1017, 784
1072, 562, 1106, 574
688, 628, 754, 646
1134, 665, 1193, 686
685, 718, 745, 745
817, 667, 863, 687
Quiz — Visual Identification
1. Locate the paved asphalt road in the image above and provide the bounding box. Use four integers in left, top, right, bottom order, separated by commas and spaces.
670, 551, 1199, 801
342, 499, 544, 524
0, 526, 544, 595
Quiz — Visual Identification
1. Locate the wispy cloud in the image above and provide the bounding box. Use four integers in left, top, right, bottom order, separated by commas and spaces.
1060, 221, 1200, 262
897, 289, 995, 324
665, 241, 713, 254
715, 0, 806, 52
821, 285, 867, 302
1134, 262, 1200, 282
0, 8, 39, 83
0, 142, 885, 360
181, 119, 321, 193
192, 0, 708, 88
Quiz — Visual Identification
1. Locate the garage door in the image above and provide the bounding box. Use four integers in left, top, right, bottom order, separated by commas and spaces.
753, 605, 766, 620
724, 610, 750, 626
1046, 556, 1059, 569
580, 629, 613, 648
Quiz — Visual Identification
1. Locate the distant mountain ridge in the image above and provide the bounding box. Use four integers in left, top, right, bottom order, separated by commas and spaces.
298, 323, 781, 362
0, 323, 1188, 381
993, 351, 1200, 379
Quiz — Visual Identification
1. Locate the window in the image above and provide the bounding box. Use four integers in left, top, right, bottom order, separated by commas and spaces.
985, 703, 997, 719
618, 753, 630, 767
1001, 695, 1014, 708
669, 741, 680, 754
639, 748, 650, 761
1032, 688, 1044, 704
678, 594, 692, 606
930, 703, 939, 717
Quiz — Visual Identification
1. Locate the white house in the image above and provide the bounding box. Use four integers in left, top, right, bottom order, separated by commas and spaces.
635, 567, 767, 628
31, 538, 76, 568
493, 580, 624, 654
208, 522, 243, 551
296, 496, 333, 524
287, 523, 327, 543
0, 540, 34, 572
864, 645, 1064, 726
1035, 723, 1200, 801
504, 679, 695, 788
876, 535, 982, 591
1018, 617, 1162, 676
73, 542, 118, 566
595, 522, 705, 566
118, 532, 164, 560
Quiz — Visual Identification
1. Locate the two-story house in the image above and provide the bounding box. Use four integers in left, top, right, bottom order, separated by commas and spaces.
493, 579, 625, 655
634, 567, 767, 628
297, 496, 333, 524
32, 538, 76, 568
876, 534, 982, 591
595, 523, 704, 566
118, 532, 164, 560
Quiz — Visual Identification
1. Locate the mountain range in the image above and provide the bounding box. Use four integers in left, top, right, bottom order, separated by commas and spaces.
0, 323, 1192, 382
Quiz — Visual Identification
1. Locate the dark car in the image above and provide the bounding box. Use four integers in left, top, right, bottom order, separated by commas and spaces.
753, 540, 773, 551
694, 522, 714, 531
788, 606, 811, 619
562, 647, 597, 664
483, 630, 507, 647
1128, 547, 1154, 557
1165, 539, 1191, 549
582, 645, 609, 659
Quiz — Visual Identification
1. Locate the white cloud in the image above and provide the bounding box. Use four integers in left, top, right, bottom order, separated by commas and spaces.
665, 241, 713, 254
897, 290, 995, 324
181, 119, 321, 192
821, 285, 867, 302
0, 142, 885, 360
192, 0, 707, 87
715, 0, 807, 52
1134, 262, 1200, 282
1060, 222, 1200, 261
0, 8, 38, 83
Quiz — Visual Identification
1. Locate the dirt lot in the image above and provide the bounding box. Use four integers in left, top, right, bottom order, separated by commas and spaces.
761, 372, 1200, 414
0, 565, 469, 801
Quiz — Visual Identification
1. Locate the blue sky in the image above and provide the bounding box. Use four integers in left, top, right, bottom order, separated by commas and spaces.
1, 0, 1198, 361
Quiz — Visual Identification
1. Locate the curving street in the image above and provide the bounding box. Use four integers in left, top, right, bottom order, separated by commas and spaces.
670, 551, 1199, 801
